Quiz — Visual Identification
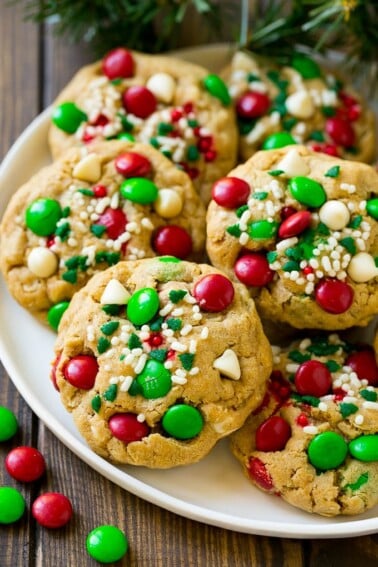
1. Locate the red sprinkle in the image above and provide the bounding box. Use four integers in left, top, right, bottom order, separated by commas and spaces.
339, 91, 358, 108
234, 253, 274, 287
197, 137, 213, 152
193, 274, 234, 312
152, 225, 193, 259
248, 457, 274, 491
63, 355, 99, 390
333, 388, 347, 401
204, 150, 217, 162
310, 142, 340, 157
82, 129, 95, 144
346, 349, 378, 386
255, 415, 291, 452
295, 360, 332, 397
171, 108, 183, 122
102, 47, 134, 80
46, 235, 56, 248
236, 91, 270, 119
109, 413, 150, 443
302, 266, 314, 275
92, 114, 109, 127
97, 207, 127, 240
5, 447, 46, 482
147, 333, 164, 348
280, 206, 297, 220
123, 86, 157, 119
92, 184, 107, 198
296, 413, 309, 427
114, 152, 152, 177
32, 493, 73, 528
183, 102, 194, 114
278, 210, 312, 239
315, 278, 354, 314
211, 176, 250, 209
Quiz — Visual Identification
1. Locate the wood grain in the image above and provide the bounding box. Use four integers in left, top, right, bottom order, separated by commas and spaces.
0, 4, 376, 566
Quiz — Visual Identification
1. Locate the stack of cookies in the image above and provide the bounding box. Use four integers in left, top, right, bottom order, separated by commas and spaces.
0, 47, 377, 518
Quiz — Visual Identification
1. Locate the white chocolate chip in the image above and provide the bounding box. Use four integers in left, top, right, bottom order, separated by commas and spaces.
72, 153, 102, 183
100, 278, 130, 304
276, 148, 310, 177
319, 200, 350, 230
213, 349, 241, 380
347, 252, 378, 283
27, 247, 58, 278
153, 189, 183, 218
285, 91, 315, 119
146, 73, 176, 103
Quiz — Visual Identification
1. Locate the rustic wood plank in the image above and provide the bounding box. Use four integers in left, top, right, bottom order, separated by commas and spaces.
308, 535, 378, 567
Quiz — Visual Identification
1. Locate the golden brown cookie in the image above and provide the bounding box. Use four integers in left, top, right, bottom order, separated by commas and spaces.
231, 334, 378, 517
52, 257, 271, 468
224, 51, 376, 164
0, 140, 206, 325
206, 145, 378, 329
48, 47, 238, 204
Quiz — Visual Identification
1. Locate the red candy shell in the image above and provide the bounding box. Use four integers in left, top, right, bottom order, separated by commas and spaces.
248, 457, 274, 491
32, 493, 73, 528
5, 446, 46, 482
234, 254, 274, 287
325, 117, 355, 148
278, 210, 312, 239
97, 207, 127, 240
63, 355, 99, 390
109, 413, 150, 443
295, 360, 332, 397
193, 274, 234, 312
236, 91, 270, 119
123, 86, 157, 119
315, 279, 354, 314
152, 225, 192, 259
115, 152, 152, 178
255, 415, 291, 452
211, 176, 250, 208
102, 48, 134, 79
346, 350, 378, 386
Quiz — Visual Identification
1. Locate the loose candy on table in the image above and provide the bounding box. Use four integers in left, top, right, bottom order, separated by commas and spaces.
32, 492, 73, 528
5, 446, 46, 482
0, 406, 18, 441
86, 525, 129, 563
0, 486, 26, 524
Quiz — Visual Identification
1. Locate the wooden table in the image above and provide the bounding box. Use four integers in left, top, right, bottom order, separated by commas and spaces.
0, 5, 377, 566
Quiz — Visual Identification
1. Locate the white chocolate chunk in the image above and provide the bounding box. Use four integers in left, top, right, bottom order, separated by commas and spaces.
73, 153, 102, 183
347, 252, 378, 282
285, 91, 315, 119
153, 189, 183, 218
27, 247, 58, 278
100, 278, 130, 304
276, 148, 310, 177
213, 349, 241, 380
319, 200, 350, 230
146, 73, 176, 104
232, 51, 257, 72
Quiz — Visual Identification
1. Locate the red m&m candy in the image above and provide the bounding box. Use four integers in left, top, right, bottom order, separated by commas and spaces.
234, 254, 274, 287
152, 225, 192, 259
5, 446, 46, 482
295, 360, 332, 397
97, 207, 127, 240
236, 91, 270, 119
315, 278, 354, 314
346, 350, 378, 386
325, 117, 355, 148
63, 355, 99, 390
255, 416, 291, 452
278, 210, 311, 239
102, 48, 134, 79
193, 274, 234, 312
32, 492, 73, 528
123, 86, 157, 118
211, 176, 250, 208
109, 413, 150, 443
115, 152, 152, 177
248, 457, 274, 491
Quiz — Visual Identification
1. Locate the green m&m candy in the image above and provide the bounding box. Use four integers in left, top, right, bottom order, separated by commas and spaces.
349, 435, 378, 462
203, 74, 231, 106
289, 176, 327, 208
52, 102, 88, 134
117, 132, 135, 142
308, 431, 348, 470
127, 287, 159, 326
0, 406, 18, 441
47, 301, 70, 331
136, 360, 172, 399
262, 132, 297, 150
366, 198, 378, 220
0, 487, 26, 524
248, 219, 278, 240
86, 525, 128, 563
291, 54, 321, 79
158, 256, 181, 263
120, 177, 158, 204
162, 404, 203, 439
25, 198, 62, 236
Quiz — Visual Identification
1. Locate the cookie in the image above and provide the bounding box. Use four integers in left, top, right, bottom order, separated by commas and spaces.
231, 333, 378, 517
206, 145, 378, 329
224, 51, 376, 164
51, 257, 271, 468
48, 47, 238, 204
0, 140, 206, 325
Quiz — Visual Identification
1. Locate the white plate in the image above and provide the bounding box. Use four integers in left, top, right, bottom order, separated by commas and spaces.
0, 45, 377, 539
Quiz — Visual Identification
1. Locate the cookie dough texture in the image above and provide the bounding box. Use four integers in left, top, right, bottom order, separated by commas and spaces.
206, 145, 378, 330
231, 335, 378, 516
53, 258, 272, 468
48, 50, 238, 204
0, 140, 206, 320
224, 51, 376, 163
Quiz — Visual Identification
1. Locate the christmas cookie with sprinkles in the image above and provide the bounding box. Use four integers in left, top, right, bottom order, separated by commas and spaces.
223, 51, 375, 164
48, 48, 238, 203
231, 334, 378, 517
0, 140, 205, 326
206, 145, 378, 329
52, 257, 271, 468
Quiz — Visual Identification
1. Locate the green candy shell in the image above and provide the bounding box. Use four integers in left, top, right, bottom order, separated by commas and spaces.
308, 431, 348, 470
203, 74, 231, 106
291, 54, 321, 79
47, 301, 70, 331
0, 406, 18, 441
52, 102, 87, 134
262, 132, 297, 150
349, 435, 378, 462
366, 198, 378, 220
86, 525, 128, 563
136, 360, 172, 399
120, 177, 158, 204
127, 287, 160, 326
248, 220, 278, 240
0, 487, 26, 524
117, 132, 135, 142
162, 404, 203, 439
25, 198, 62, 236
289, 176, 327, 208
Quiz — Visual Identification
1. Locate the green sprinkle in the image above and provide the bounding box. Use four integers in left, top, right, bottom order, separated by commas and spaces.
91, 224, 107, 237
169, 290, 187, 304
97, 336, 111, 354
106, 252, 121, 266
149, 316, 164, 331
77, 188, 94, 196
344, 472, 369, 492
150, 137, 160, 149
375, 257, 378, 268
282, 117, 298, 131
128, 380, 142, 396
291, 393, 320, 407
226, 224, 242, 237
316, 222, 330, 236
161, 150, 172, 159
187, 145, 200, 161
103, 384, 118, 402
339, 403, 359, 418
268, 170, 284, 177
187, 118, 198, 128
285, 247, 302, 261
128, 333, 142, 350
158, 256, 181, 263
252, 191, 269, 199
65, 255, 88, 270
238, 118, 256, 135
236, 205, 249, 218
266, 70, 288, 91
282, 261, 300, 272
324, 165, 340, 178
179, 353, 195, 371
118, 113, 133, 132
62, 269, 77, 284
111, 78, 123, 85
102, 304, 122, 316
360, 389, 377, 402
325, 360, 341, 372
322, 106, 336, 117
346, 146, 358, 155
247, 72, 261, 82
91, 395, 101, 413
288, 350, 311, 363
149, 349, 168, 362
166, 318, 182, 331
157, 122, 173, 135
101, 321, 119, 336
55, 221, 70, 241
307, 340, 340, 356
267, 251, 278, 263
309, 130, 325, 142
340, 237, 356, 255
348, 215, 362, 229
62, 206, 71, 218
